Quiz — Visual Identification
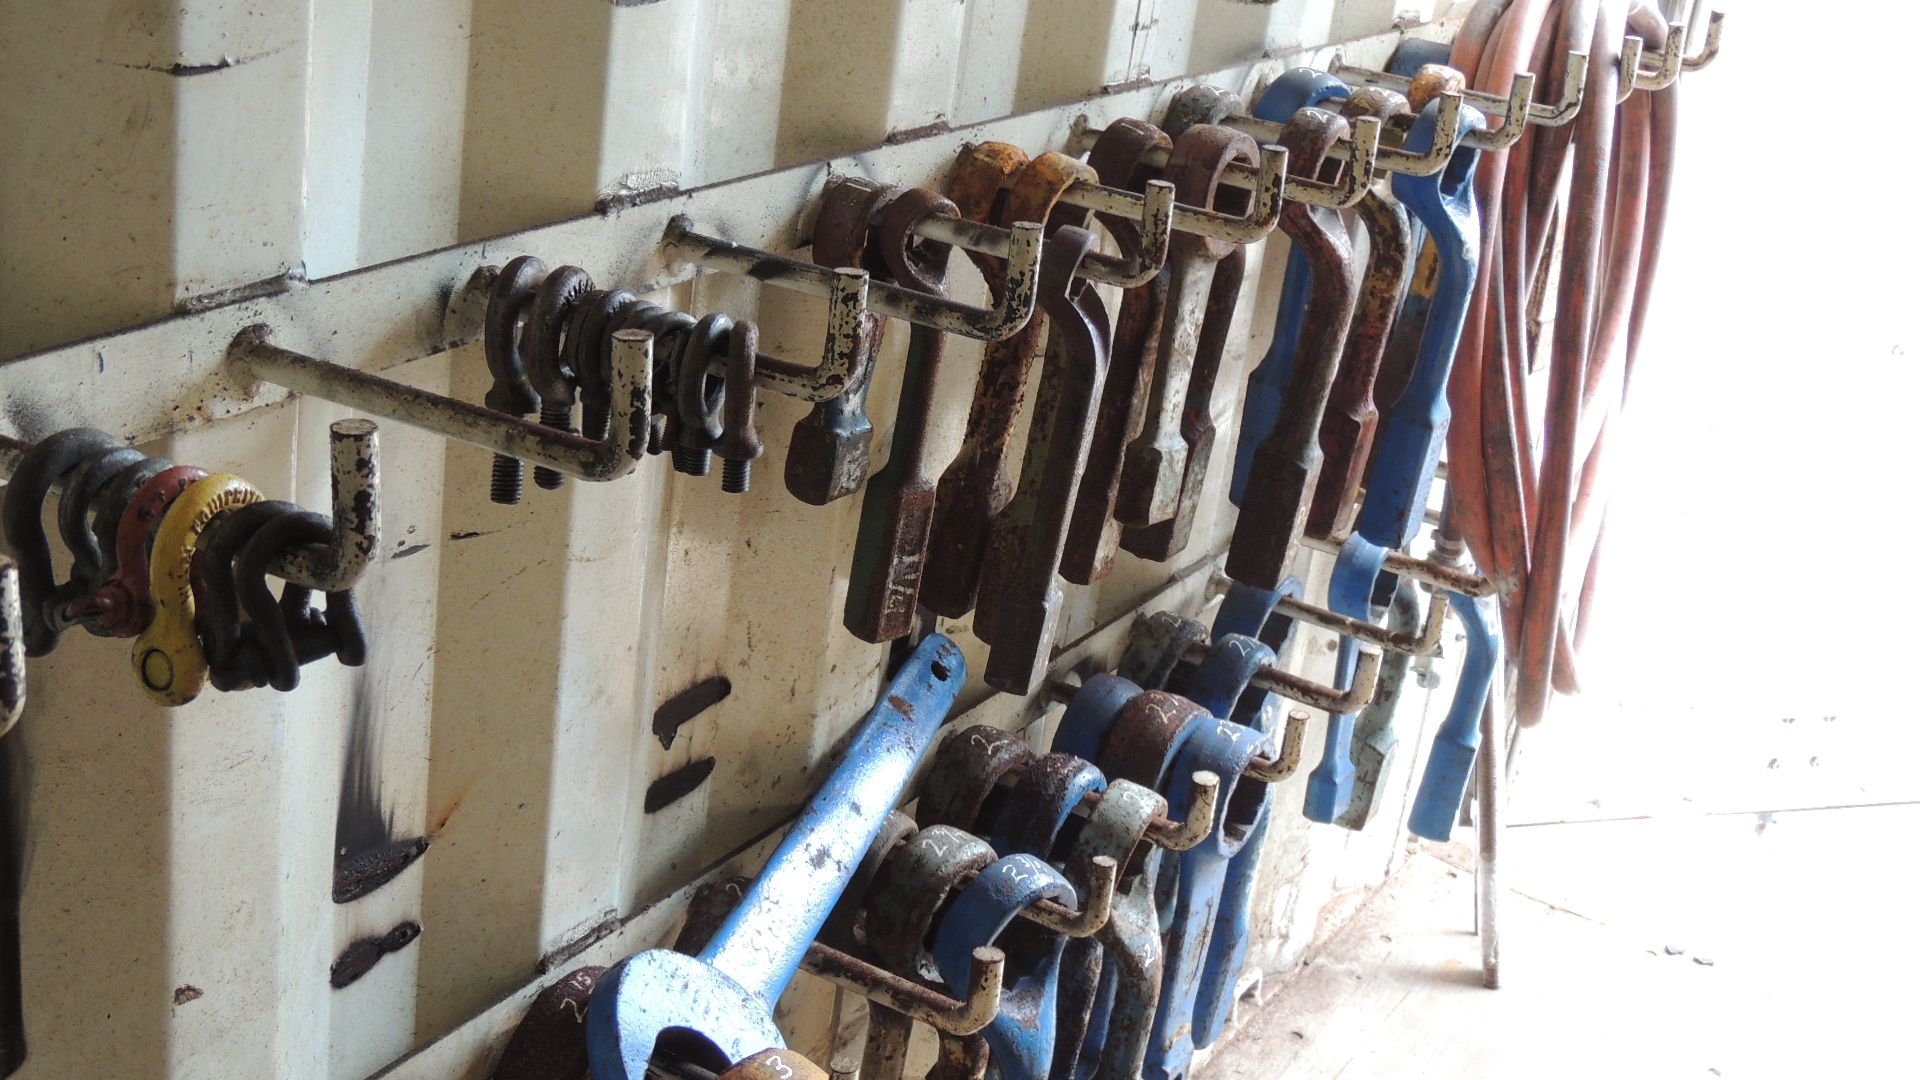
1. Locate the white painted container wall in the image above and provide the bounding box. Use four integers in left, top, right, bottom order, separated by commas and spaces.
0, 2, 1475, 1077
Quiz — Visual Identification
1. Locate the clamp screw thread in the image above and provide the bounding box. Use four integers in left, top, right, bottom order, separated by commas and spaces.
721, 459, 751, 494
489, 453, 524, 504
533, 401, 576, 490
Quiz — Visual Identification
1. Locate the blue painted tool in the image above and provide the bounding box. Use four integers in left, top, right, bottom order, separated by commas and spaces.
1300, 97, 1486, 826
1229, 69, 1355, 506
1049, 673, 1143, 765
1336, 578, 1423, 831
586, 635, 966, 1078
1354, 98, 1486, 553
1408, 590, 1501, 841
1179, 634, 1281, 1049
931, 853, 1077, 1080
1144, 710, 1275, 1080
1181, 582, 1309, 1047
990, 752, 1110, 1079
1304, 535, 1393, 824
1058, 686, 1207, 1080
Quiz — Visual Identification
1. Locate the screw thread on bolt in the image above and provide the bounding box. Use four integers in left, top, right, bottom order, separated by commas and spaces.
721, 458, 751, 494
533, 402, 575, 490
582, 402, 611, 442
489, 453, 524, 504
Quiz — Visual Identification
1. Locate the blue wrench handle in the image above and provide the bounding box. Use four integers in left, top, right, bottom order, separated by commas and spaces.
1352, 100, 1487, 552
1230, 70, 1354, 505
1303, 536, 1393, 824
1408, 591, 1501, 840
932, 854, 1077, 1080
587, 635, 966, 1078
1145, 719, 1273, 1080
1179, 636, 1280, 1049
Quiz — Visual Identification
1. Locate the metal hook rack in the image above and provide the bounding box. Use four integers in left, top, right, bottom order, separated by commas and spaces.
1300, 532, 1498, 598
0, 419, 380, 596
1682, 8, 1724, 72
1625, 17, 1689, 95
802, 942, 1005, 1037
1227, 75, 1482, 169
664, 213, 1041, 346
828, 173, 1176, 290
1057, 143, 1290, 244
1070, 115, 1368, 211
228, 324, 649, 483
1333, 50, 1589, 131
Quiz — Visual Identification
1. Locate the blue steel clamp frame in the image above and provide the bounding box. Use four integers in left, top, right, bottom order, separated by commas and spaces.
931, 854, 1078, 1080
1144, 708, 1277, 1080
1353, 97, 1486, 554
1408, 590, 1501, 841
1304, 535, 1394, 824
585, 635, 966, 1079
1229, 69, 1354, 506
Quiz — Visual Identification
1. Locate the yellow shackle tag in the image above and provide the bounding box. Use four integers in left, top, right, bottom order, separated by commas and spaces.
133, 474, 262, 706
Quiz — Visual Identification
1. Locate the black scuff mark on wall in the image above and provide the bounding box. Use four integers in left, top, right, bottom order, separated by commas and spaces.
644, 757, 716, 813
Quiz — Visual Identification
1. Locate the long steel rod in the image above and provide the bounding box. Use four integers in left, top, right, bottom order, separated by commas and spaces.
227, 326, 647, 483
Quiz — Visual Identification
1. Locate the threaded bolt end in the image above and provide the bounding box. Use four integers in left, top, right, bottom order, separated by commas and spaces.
721, 458, 751, 494
533, 402, 576, 490
672, 447, 712, 477
583, 402, 611, 442
490, 453, 524, 504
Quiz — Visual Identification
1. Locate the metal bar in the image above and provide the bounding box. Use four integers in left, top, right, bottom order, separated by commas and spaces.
1177, 634, 1382, 715
1681, 9, 1723, 71
228, 326, 648, 483
1629, 19, 1687, 90
801, 942, 1004, 1037
1056, 152, 1287, 244
1226, 90, 1473, 174
1273, 590, 1451, 656
1334, 50, 1588, 128
1069, 120, 1367, 210
1301, 533, 1497, 596
663, 215, 1040, 343
907, 179, 1175, 288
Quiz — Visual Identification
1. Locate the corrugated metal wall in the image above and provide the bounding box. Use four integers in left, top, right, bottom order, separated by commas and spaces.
0, 3, 1472, 1077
